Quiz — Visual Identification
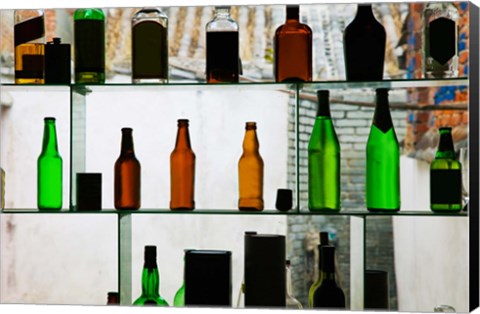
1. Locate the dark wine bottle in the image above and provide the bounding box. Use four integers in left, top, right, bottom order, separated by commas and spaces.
312, 245, 345, 309
308, 232, 329, 308
343, 4, 386, 81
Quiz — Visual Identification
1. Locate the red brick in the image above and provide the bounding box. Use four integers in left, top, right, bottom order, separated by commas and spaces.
416, 112, 431, 123
459, 51, 469, 64
449, 113, 461, 126
415, 123, 429, 134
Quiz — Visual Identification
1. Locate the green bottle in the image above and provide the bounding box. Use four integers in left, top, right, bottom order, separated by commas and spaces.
37, 117, 62, 210
74, 8, 105, 84
133, 246, 169, 306
430, 127, 462, 212
308, 90, 341, 211
173, 251, 186, 307
366, 89, 400, 212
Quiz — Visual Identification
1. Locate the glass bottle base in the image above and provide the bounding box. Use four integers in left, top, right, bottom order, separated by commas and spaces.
133, 77, 168, 84
430, 204, 462, 212
367, 207, 400, 212
75, 71, 105, 84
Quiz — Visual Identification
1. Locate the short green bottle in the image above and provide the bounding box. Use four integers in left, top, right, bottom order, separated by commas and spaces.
133, 246, 169, 306
430, 127, 462, 211
366, 89, 400, 212
38, 117, 62, 210
308, 90, 341, 211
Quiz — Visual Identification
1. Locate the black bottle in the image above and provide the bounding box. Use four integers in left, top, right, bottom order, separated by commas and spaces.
312, 245, 345, 309
343, 4, 386, 81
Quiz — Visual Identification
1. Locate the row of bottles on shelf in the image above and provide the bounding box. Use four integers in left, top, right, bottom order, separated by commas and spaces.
13, 3, 460, 85
105, 231, 372, 310
28, 88, 462, 212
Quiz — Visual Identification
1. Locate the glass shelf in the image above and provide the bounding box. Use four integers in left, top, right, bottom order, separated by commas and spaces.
1, 208, 468, 217
0, 77, 469, 91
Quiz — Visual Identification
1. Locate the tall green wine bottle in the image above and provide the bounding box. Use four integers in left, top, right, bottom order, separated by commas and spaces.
38, 117, 62, 209
133, 246, 169, 306
308, 90, 341, 211
430, 127, 462, 211
366, 89, 400, 212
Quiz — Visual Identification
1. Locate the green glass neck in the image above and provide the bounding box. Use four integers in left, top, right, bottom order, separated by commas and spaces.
141, 266, 160, 297
436, 129, 455, 159
42, 120, 59, 154
373, 91, 393, 132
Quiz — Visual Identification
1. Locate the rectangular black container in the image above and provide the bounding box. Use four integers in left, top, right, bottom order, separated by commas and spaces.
76, 173, 102, 210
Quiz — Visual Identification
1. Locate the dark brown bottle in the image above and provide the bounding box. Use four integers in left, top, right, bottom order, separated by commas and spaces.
170, 119, 195, 210
343, 4, 386, 81
274, 5, 312, 82
107, 292, 120, 305
114, 128, 141, 210
312, 245, 345, 309
206, 6, 239, 83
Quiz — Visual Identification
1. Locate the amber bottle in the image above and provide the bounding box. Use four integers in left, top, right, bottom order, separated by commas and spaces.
238, 122, 264, 211
274, 5, 312, 82
170, 119, 196, 210
114, 128, 141, 210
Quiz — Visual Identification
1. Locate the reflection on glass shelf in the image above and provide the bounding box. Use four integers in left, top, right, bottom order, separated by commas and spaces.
1, 208, 468, 217
1, 77, 469, 91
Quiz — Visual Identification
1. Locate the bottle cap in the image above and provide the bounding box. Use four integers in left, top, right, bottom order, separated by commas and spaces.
44, 117, 56, 121
121, 127, 133, 132
245, 121, 257, 130
439, 127, 452, 132
316, 90, 329, 104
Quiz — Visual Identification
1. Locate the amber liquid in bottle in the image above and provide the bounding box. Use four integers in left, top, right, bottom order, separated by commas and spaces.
274, 5, 312, 82
114, 128, 141, 210
238, 122, 264, 211
170, 119, 196, 210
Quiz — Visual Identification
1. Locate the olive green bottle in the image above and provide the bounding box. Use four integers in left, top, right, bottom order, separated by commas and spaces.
430, 127, 462, 211
133, 246, 169, 306
308, 90, 341, 211
366, 89, 400, 212
38, 117, 62, 210
308, 232, 329, 308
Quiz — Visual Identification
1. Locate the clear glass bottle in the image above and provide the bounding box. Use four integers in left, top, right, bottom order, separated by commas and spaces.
74, 8, 106, 84
38, 117, 62, 210
343, 4, 386, 81
114, 128, 141, 210
14, 10, 45, 84
430, 127, 462, 212
132, 7, 168, 83
170, 119, 195, 210
133, 246, 169, 306
206, 6, 239, 83
366, 89, 400, 212
274, 5, 312, 82
423, 3, 459, 78
285, 260, 303, 309
308, 90, 341, 211
238, 122, 264, 211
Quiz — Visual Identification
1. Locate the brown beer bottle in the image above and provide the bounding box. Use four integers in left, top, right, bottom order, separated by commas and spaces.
274, 5, 312, 82
238, 122, 264, 211
170, 119, 195, 210
114, 128, 141, 210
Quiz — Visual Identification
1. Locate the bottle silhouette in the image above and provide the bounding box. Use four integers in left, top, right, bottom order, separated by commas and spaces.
366, 89, 400, 212
132, 7, 169, 83
14, 10, 45, 84
114, 128, 141, 210
430, 127, 462, 212
285, 260, 303, 309
238, 122, 264, 211
38, 117, 62, 210
274, 5, 312, 82
423, 3, 459, 78
107, 292, 119, 305
312, 245, 345, 309
308, 90, 341, 211
133, 246, 169, 306
343, 4, 386, 81
74, 8, 105, 84
170, 119, 196, 210
308, 232, 329, 308
206, 6, 239, 83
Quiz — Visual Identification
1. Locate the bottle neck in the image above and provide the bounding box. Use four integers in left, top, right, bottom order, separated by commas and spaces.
141, 265, 160, 297
286, 265, 294, 296
42, 121, 59, 154
436, 130, 456, 159
175, 124, 192, 150
215, 7, 231, 18
355, 4, 375, 20
320, 271, 336, 283
120, 131, 135, 156
373, 92, 393, 132
242, 129, 260, 154
317, 99, 331, 118
286, 6, 299, 21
